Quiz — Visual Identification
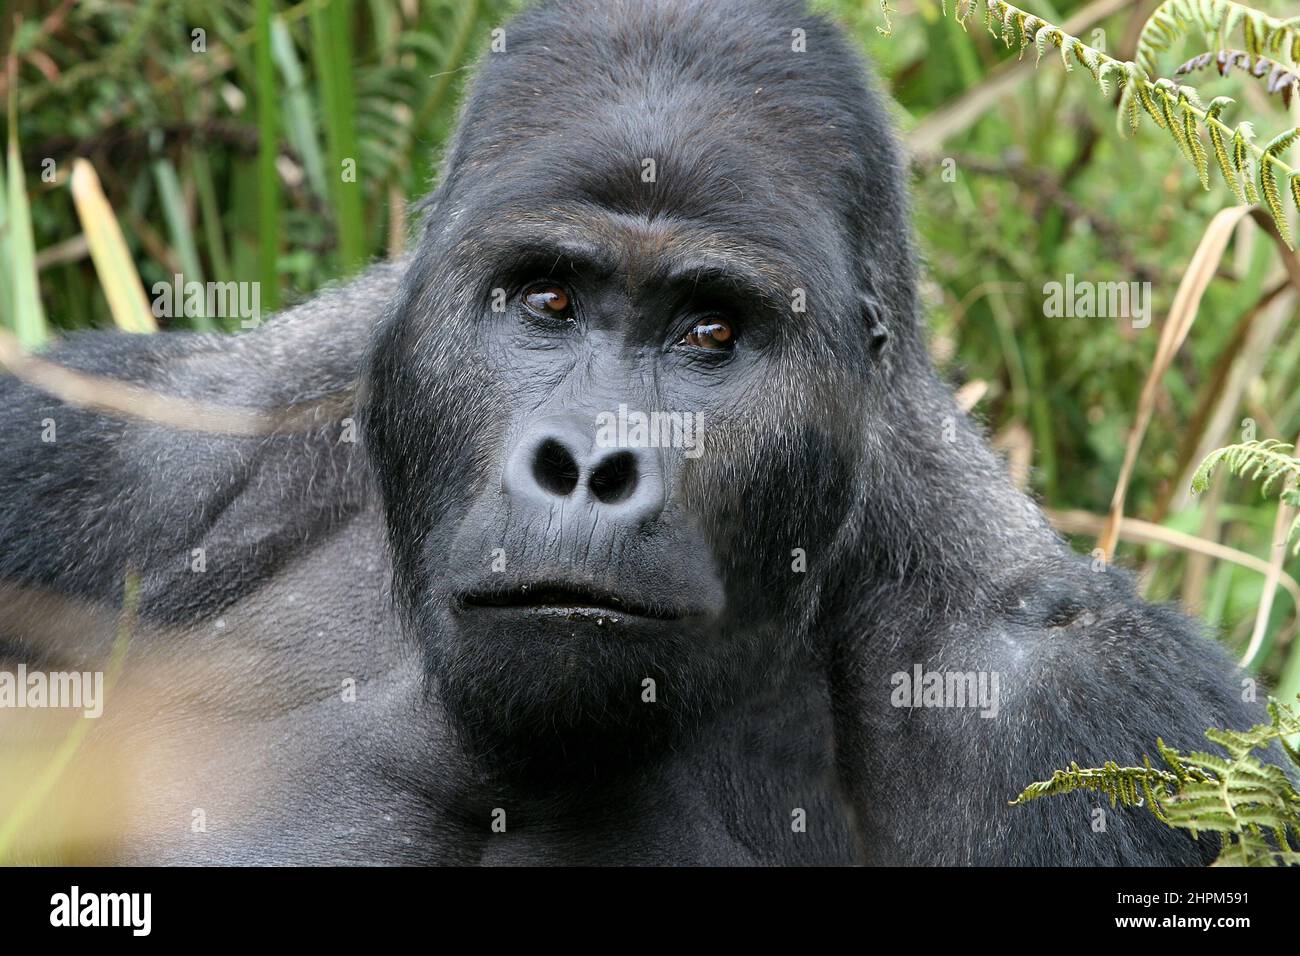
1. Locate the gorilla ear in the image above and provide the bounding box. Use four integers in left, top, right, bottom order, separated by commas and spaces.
861, 292, 890, 354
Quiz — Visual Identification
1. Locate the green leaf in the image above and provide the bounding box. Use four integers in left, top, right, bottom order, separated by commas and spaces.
3, 81, 48, 347
1260, 128, 1300, 248
1183, 108, 1210, 188
1206, 98, 1244, 202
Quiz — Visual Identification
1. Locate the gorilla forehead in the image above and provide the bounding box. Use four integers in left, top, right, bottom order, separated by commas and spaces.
431, 0, 902, 279
445, 152, 844, 281
453, 0, 876, 159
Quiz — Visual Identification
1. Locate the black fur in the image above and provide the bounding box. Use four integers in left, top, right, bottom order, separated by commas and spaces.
0, 0, 1267, 865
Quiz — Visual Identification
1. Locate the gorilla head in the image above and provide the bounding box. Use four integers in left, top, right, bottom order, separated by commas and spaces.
362, 0, 926, 775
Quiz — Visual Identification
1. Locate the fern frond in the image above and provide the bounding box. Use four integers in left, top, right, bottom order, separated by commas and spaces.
985, 0, 1001, 38
1138, 0, 1300, 78
1072, 39, 1101, 81
1014, 697, 1300, 866
1193, 439, 1300, 553
1013, 14, 1034, 58
1117, 82, 1141, 136
955, 0, 978, 30
1033, 24, 1059, 65
1260, 128, 1300, 245
1125, 61, 1167, 130
1010, 761, 1180, 808
1097, 59, 1127, 99
1000, 4, 1017, 48
1206, 98, 1245, 200
1194, 438, 1300, 494
931, 1, 1300, 243
1155, 78, 1187, 149
1183, 104, 1211, 188
1176, 50, 1300, 108
1234, 124, 1261, 202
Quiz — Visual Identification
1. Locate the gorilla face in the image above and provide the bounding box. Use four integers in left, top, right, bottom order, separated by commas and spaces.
362, 0, 903, 772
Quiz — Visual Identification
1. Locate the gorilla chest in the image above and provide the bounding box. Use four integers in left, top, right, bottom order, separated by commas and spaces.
445, 700, 861, 865
460, 776, 860, 866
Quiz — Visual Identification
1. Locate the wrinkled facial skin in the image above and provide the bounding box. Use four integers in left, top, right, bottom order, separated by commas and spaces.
361, 0, 903, 777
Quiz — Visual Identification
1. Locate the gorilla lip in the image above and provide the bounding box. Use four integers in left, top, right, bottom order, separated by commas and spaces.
456, 581, 688, 621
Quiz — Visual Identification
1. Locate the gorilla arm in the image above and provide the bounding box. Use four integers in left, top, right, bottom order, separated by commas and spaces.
0, 263, 439, 863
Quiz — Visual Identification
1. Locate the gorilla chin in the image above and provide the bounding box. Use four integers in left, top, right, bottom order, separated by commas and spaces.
429, 586, 772, 783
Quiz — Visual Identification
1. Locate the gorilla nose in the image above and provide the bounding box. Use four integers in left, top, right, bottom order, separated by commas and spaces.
504, 417, 665, 524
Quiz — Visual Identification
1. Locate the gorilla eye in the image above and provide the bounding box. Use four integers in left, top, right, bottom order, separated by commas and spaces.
522, 282, 573, 321
680, 318, 734, 351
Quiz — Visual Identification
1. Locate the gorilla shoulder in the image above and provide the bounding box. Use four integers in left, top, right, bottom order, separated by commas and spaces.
834, 552, 1260, 865
0, 262, 404, 619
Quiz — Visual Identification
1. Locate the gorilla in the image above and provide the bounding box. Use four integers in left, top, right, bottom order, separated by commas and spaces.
0, 0, 1265, 865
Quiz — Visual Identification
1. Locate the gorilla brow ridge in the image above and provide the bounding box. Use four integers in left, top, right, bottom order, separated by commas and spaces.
452, 213, 800, 314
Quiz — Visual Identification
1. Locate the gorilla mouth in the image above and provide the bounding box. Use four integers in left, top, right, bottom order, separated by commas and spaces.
457, 581, 688, 622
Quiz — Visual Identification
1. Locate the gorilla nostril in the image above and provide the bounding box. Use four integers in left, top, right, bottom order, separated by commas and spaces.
589, 451, 639, 505
532, 438, 580, 497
